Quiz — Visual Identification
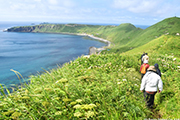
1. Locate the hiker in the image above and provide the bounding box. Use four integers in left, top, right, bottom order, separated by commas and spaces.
140, 66, 163, 108
154, 63, 161, 77
140, 60, 150, 80
139, 52, 146, 65
142, 53, 149, 64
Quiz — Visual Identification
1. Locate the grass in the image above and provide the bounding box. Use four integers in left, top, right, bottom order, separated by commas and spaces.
0, 35, 179, 119
1, 17, 180, 119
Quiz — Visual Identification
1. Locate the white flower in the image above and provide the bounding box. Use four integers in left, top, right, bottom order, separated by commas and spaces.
173, 58, 176, 61
177, 66, 180, 69
117, 82, 122, 84
117, 79, 120, 81
122, 79, 127, 81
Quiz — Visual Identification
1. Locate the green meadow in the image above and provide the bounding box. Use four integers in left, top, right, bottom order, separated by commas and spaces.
1, 17, 180, 119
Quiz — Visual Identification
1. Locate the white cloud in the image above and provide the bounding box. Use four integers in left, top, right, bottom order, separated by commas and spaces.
34, 0, 41, 2
112, 0, 180, 18
112, 0, 161, 13
48, 0, 58, 5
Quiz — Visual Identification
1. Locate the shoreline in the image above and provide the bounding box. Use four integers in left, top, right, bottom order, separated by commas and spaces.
5, 29, 111, 54
1, 30, 111, 91
77, 33, 111, 47
76, 33, 111, 53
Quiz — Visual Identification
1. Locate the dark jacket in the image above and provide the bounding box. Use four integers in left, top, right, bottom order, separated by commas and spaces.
154, 63, 161, 77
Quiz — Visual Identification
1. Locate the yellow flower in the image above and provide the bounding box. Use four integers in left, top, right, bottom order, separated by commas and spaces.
44, 88, 52, 91
70, 101, 77, 105
74, 112, 82, 117
56, 78, 68, 83
55, 111, 62, 116
63, 98, 71, 102
11, 112, 22, 119
85, 111, 95, 118
73, 104, 81, 109
42, 101, 50, 107
89, 104, 97, 108
76, 99, 82, 103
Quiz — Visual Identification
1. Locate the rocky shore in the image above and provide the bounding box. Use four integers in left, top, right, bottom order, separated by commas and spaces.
77, 33, 111, 55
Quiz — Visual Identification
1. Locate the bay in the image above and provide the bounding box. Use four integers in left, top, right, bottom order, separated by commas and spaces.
0, 22, 107, 87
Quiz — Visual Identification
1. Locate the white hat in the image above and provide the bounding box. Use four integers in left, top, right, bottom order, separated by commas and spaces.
144, 60, 148, 63
147, 66, 156, 72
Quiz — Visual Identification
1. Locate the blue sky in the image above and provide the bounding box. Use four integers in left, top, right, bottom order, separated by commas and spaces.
0, 0, 180, 25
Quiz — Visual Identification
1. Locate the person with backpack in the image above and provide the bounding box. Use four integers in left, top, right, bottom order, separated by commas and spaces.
154, 63, 161, 77
140, 66, 163, 108
140, 60, 150, 80
142, 53, 149, 64
139, 52, 146, 65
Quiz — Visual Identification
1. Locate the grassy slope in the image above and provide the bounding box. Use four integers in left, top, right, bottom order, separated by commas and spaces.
125, 35, 180, 118
1, 17, 180, 119
8, 17, 180, 54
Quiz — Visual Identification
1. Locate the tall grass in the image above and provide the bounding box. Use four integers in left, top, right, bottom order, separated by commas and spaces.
2, 17, 180, 119
1, 37, 179, 119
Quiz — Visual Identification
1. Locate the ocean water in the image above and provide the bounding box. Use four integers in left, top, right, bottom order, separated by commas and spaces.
0, 22, 107, 87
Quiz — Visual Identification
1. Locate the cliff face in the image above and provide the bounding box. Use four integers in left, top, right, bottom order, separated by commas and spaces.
7, 26, 36, 32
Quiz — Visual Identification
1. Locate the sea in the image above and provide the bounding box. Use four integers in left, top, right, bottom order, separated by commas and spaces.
0, 22, 150, 89
0, 22, 108, 88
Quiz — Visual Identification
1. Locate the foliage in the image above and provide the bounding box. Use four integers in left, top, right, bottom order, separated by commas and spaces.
1, 17, 180, 119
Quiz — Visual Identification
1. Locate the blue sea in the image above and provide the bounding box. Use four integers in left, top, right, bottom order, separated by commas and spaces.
0, 22, 107, 88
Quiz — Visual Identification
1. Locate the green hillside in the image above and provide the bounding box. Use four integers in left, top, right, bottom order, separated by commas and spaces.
7, 17, 180, 53
1, 17, 180, 119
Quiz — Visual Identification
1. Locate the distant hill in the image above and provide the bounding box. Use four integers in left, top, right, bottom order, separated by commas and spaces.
7, 17, 180, 53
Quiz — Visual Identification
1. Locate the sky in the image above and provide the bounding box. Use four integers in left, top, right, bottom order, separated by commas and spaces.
0, 0, 180, 25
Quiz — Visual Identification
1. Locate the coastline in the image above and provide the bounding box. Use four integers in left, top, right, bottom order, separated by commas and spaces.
5, 29, 111, 54
76, 33, 111, 53
35, 32, 112, 52
1, 30, 110, 91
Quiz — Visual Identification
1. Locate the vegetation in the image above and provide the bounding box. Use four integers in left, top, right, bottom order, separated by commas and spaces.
1, 17, 180, 119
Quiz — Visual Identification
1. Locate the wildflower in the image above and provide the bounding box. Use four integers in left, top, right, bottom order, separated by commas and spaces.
81, 104, 97, 110
56, 78, 68, 83
73, 104, 81, 109
42, 101, 50, 107
89, 104, 97, 109
177, 66, 180, 69
44, 88, 52, 91
76, 99, 82, 103
117, 82, 122, 84
70, 102, 77, 105
11, 112, 22, 119
134, 84, 138, 86
21, 96, 30, 100
85, 111, 95, 118
163, 65, 167, 67
55, 111, 62, 116
74, 112, 82, 117
25, 89, 29, 94
63, 98, 71, 102
122, 79, 127, 82
173, 58, 176, 61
